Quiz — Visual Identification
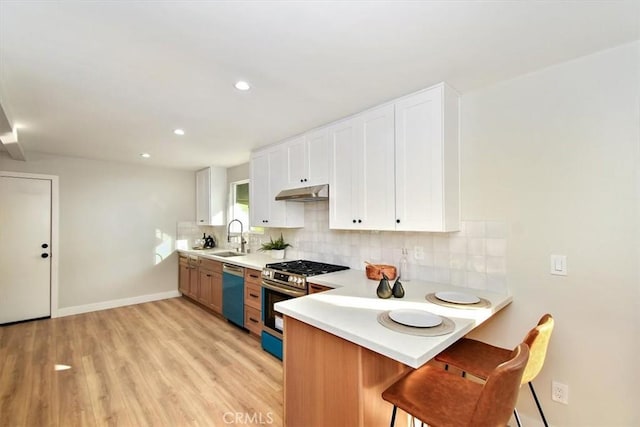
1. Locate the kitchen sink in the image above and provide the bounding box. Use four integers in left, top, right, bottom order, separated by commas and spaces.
210, 251, 246, 258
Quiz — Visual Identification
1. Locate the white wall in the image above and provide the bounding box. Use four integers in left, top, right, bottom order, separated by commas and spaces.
0, 152, 195, 311
227, 162, 249, 184
263, 42, 639, 426
459, 42, 639, 426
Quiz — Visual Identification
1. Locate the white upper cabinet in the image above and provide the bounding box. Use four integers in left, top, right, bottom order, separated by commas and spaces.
250, 145, 304, 228
196, 166, 227, 226
305, 127, 329, 186
285, 128, 329, 189
285, 135, 307, 188
249, 151, 270, 226
329, 82, 460, 232
395, 84, 459, 232
329, 105, 395, 231
360, 104, 396, 230
328, 117, 360, 229
251, 81, 459, 232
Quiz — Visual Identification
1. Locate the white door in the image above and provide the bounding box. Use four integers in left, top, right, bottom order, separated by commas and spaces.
0, 176, 52, 323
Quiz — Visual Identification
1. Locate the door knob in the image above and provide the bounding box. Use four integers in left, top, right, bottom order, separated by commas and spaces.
41, 253, 49, 258
42, 243, 49, 249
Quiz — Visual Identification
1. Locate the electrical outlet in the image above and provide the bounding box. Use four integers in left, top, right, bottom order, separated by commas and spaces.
551, 381, 569, 404
414, 246, 424, 260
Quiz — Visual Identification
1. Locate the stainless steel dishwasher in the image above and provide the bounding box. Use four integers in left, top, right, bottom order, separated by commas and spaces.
222, 263, 245, 328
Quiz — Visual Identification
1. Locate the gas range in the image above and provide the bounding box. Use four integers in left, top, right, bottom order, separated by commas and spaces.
260, 259, 349, 360
261, 259, 349, 292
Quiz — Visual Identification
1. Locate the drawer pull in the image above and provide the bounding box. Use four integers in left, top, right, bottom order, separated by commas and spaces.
249, 293, 259, 298
249, 317, 259, 323
249, 274, 259, 279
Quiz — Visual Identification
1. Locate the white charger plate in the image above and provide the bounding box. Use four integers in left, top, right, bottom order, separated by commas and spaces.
388, 309, 442, 328
435, 291, 481, 305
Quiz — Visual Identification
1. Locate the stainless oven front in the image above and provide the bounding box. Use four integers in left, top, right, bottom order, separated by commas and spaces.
261, 279, 306, 339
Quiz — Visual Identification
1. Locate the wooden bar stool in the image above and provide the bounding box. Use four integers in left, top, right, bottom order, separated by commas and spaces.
435, 314, 554, 427
382, 343, 529, 427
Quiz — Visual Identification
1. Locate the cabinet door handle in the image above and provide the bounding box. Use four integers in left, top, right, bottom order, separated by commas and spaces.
206, 274, 211, 277
300, 179, 304, 183
352, 219, 356, 223
41, 253, 49, 258
396, 219, 400, 224
249, 293, 259, 298
249, 317, 259, 323
249, 274, 259, 279
358, 219, 362, 223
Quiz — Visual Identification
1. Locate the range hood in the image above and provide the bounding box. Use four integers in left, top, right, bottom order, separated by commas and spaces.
275, 184, 329, 202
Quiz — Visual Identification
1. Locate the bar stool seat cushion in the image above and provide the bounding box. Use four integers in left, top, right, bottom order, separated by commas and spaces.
382, 366, 482, 427
437, 338, 511, 379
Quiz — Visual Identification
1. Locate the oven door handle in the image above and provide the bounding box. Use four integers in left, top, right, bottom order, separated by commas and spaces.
262, 281, 306, 298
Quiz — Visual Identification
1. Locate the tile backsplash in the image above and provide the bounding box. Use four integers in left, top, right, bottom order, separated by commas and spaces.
177, 201, 508, 293
276, 202, 508, 293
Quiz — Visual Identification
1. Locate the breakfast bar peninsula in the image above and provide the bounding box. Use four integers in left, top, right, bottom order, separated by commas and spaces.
275, 270, 512, 427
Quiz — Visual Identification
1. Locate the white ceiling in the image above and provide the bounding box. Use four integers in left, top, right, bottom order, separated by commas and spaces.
0, 1, 638, 170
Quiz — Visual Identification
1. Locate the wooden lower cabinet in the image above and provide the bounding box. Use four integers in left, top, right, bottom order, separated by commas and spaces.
179, 255, 223, 315
244, 268, 263, 336
178, 256, 190, 295
284, 316, 410, 427
198, 268, 223, 315
308, 282, 332, 294
179, 255, 199, 299
244, 306, 262, 335
188, 261, 199, 299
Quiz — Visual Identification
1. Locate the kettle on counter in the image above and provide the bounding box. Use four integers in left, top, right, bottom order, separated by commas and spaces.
203, 233, 216, 249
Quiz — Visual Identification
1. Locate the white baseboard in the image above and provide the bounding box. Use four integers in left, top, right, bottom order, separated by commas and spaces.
55, 290, 181, 318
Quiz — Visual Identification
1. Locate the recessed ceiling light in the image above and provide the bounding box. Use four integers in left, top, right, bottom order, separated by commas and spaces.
140, 153, 151, 159
173, 128, 185, 136
234, 81, 251, 91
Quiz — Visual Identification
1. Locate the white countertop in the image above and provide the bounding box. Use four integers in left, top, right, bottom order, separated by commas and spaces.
275, 269, 512, 368
177, 248, 290, 271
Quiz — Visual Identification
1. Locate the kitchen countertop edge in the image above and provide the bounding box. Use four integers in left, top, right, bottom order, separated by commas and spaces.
276, 269, 513, 368
177, 248, 285, 270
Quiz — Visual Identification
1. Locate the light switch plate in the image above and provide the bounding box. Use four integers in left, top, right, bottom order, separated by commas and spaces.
550, 254, 567, 276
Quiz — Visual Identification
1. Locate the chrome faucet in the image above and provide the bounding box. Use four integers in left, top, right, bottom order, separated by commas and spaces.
227, 219, 246, 253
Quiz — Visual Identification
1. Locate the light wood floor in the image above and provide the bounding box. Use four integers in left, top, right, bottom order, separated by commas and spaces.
0, 297, 283, 426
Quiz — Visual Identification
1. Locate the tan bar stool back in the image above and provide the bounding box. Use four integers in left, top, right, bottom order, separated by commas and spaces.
382, 343, 529, 427
435, 314, 554, 426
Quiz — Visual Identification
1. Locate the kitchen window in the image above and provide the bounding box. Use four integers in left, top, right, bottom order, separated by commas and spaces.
229, 180, 257, 232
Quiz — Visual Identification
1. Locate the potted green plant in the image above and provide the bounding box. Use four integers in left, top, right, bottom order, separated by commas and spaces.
259, 233, 292, 259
